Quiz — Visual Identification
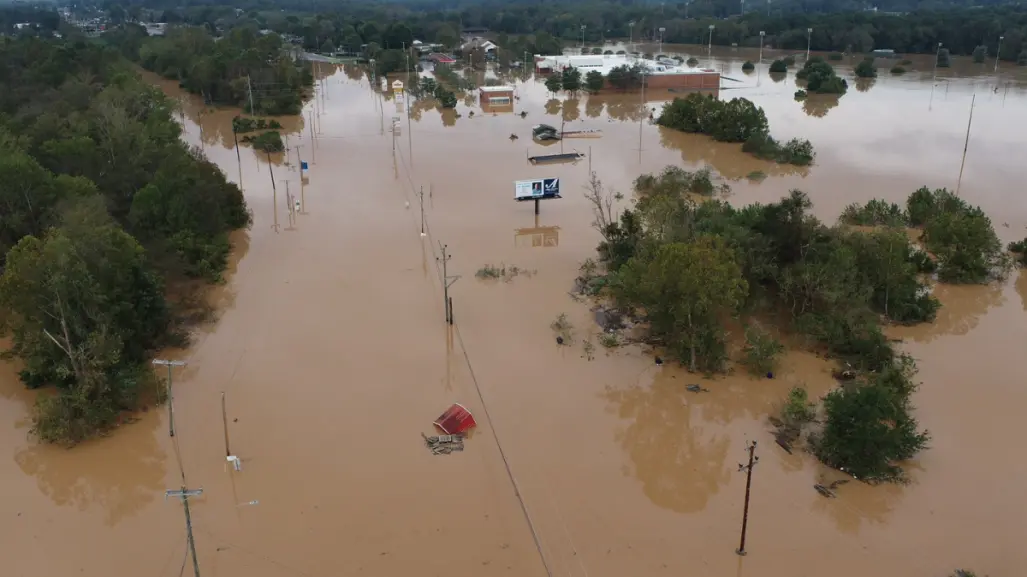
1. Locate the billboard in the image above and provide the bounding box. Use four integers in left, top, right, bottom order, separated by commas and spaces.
514, 178, 561, 201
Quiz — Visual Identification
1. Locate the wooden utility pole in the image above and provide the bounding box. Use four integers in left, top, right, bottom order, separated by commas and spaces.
221, 393, 231, 457
266, 151, 279, 233
955, 93, 975, 196
736, 440, 759, 556
166, 487, 203, 577
419, 186, 426, 237
152, 359, 186, 437
438, 243, 460, 324
308, 111, 316, 164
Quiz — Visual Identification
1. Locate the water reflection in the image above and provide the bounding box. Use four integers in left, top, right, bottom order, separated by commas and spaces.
545, 98, 562, 116
604, 372, 731, 513
13, 412, 166, 526
896, 282, 1005, 343
854, 78, 876, 93
810, 470, 906, 534
514, 215, 560, 248
802, 94, 841, 118
658, 127, 810, 180
562, 98, 581, 122
584, 97, 605, 118
770, 72, 786, 83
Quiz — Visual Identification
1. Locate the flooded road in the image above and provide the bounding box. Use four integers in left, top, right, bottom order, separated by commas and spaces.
3, 50, 1027, 577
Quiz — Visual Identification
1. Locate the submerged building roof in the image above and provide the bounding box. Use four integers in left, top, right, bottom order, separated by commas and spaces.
534, 54, 716, 76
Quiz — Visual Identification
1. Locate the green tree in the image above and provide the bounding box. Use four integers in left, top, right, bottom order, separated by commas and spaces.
854, 57, 877, 78
972, 45, 987, 63
615, 238, 748, 372
0, 197, 169, 443
937, 47, 952, 67
437, 89, 458, 108
769, 59, 787, 73
561, 66, 582, 92
544, 73, 562, 94
585, 69, 604, 93
813, 358, 929, 482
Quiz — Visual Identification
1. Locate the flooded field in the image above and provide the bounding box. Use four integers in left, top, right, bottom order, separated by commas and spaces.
3, 46, 1027, 577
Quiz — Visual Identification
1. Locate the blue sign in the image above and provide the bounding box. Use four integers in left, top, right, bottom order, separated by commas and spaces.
301, 161, 309, 172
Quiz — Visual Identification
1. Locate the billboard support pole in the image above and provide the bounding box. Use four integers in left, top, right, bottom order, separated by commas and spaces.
534, 198, 540, 215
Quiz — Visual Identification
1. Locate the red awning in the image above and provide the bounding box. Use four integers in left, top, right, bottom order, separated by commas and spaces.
433, 403, 476, 435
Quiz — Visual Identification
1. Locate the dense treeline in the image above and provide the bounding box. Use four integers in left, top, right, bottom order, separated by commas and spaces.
109, 0, 1027, 63
104, 23, 313, 114
583, 167, 1007, 480
0, 35, 250, 443
658, 94, 815, 166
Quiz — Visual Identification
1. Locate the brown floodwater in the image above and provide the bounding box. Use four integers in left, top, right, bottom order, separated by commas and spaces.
3, 50, 1027, 577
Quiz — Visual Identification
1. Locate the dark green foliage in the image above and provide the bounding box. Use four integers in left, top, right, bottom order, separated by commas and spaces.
437, 89, 458, 108
923, 207, 1008, 283
812, 356, 929, 482
561, 66, 582, 92
742, 133, 816, 166
937, 48, 952, 67
686, 57, 699, 67
108, 24, 311, 115
658, 93, 769, 143
855, 57, 877, 78
605, 64, 646, 89
742, 60, 755, 71
890, 65, 907, 74
585, 70, 604, 93
1019, 50, 1027, 66
798, 57, 849, 94
0, 36, 250, 443
544, 74, 562, 94
742, 325, 784, 375
1008, 238, 1027, 266
782, 55, 797, 66
828, 52, 844, 61
972, 45, 987, 63
769, 59, 788, 73
839, 199, 906, 226
242, 130, 284, 153
232, 116, 283, 134
794, 89, 808, 99
594, 182, 936, 479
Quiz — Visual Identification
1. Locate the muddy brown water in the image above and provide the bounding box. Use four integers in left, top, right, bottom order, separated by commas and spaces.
2, 50, 1026, 577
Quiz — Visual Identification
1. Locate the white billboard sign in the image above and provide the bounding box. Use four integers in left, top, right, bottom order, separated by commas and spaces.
514, 178, 561, 201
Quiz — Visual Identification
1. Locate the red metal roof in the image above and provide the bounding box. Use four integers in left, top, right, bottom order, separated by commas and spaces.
433, 403, 476, 435
428, 53, 456, 63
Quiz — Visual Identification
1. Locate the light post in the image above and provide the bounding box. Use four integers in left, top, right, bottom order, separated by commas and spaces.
806, 27, 812, 61
759, 30, 765, 63
629, 20, 635, 50
767, 0, 771, 16
995, 35, 1004, 72
934, 42, 943, 78
708, 24, 715, 57
659, 27, 666, 55
581, 24, 586, 49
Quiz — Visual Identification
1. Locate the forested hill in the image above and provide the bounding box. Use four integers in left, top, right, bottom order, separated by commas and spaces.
113, 0, 1027, 61
0, 34, 250, 444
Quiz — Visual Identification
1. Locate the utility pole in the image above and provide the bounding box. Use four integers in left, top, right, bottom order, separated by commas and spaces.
295, 144, 307, 213
806, 27, 813, 61
307, 111, 316, 163
955, 93, 975, 196
266, 151, 279, 233
419, 186, 426, 237
166, 487, 203, 577
437, 243, 460, 324
995, 35, 1004, 73
285, 180, 295, 227
246, 76, 254, 115
152, 359, 186, 437
735, 440, 759, 556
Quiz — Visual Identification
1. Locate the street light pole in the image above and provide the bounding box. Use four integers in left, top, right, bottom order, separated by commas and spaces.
995, 35, 1004, 72
581, 24, 586, 49
806, 27, 812, 61
659, 27, 665, 55
759, 30, 765, 63
708, 25, 715, 64
628, 21, 635, 51
934, 42, 943, 78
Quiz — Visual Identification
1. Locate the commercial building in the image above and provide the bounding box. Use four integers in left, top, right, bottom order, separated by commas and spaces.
479, 86, 515, 113
534, 54, 720, 92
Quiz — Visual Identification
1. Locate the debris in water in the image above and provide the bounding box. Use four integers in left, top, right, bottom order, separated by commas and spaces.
814, 477, 851, 498
685, 384, 709, 393
433, 403, 477, 435
556, 336, 564, 345
509, 133, 519, 140
422, 432, 466, 455
766, 371, 774, 379
519, 111, 527, 118
654, 356, 663, 365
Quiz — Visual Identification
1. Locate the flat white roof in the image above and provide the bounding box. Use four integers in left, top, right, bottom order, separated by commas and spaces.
534, 54, 716, 76
479, 85, 515, 93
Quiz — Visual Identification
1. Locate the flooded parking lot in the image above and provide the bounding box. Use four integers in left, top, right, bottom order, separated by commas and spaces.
2, 46, 1027, 577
